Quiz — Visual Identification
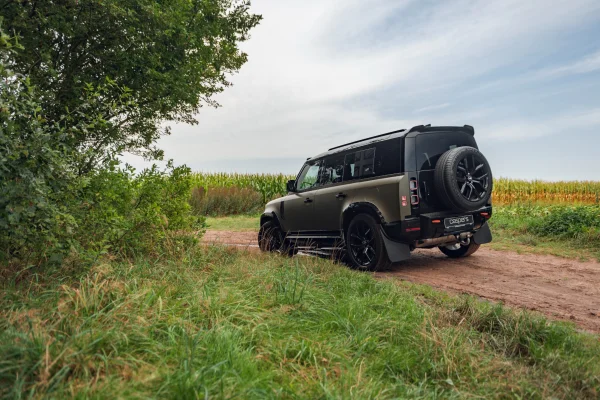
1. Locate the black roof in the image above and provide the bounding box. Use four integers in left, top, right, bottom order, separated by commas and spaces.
307, 124, 474, 161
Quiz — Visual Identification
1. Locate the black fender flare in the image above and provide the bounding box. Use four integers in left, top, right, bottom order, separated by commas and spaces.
260, 212, 281, 228
341, 202, 386, 232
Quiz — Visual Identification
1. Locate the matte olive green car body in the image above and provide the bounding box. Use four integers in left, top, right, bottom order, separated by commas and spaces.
260, 125, 493, 267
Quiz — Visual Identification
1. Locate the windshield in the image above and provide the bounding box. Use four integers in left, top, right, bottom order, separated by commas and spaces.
296, 161, 321, 190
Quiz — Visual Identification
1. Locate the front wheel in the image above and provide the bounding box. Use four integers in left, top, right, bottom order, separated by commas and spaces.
345, 214, 390, 271
439, 241, 480, 258
258, 220, 286, 253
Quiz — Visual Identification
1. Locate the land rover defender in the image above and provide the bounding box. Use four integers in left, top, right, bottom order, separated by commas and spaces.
258, 125, 493, 271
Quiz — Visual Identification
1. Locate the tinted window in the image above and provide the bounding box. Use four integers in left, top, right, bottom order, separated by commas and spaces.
319, 154, 344, 186
416, 132, 477, 170
373, 138, 401, 176
343, 148, 375, 181
296, 161, 321, 190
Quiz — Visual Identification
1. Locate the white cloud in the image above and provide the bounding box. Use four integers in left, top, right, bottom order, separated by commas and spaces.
535, 50, 600, 79
414, 103, 451, 113
482, 108, 600, 141
122, 0, 600, 180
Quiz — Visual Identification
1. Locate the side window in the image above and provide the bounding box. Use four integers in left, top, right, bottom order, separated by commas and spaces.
343, 148, 375, 181
319, 154, 345, 186
296, 161, 321, 190
374, 139, 401, 176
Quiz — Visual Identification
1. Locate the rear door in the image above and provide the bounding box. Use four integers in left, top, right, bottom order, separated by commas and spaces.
313, 139, 403, 231
284, 160, 321, 232
415, 131, 477, 213
311, 153, 347, 232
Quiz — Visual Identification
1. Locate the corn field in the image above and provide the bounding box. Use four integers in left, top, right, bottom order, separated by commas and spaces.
493, 178, 600, 204
191, 173, 293, 204
191, 173, 600, 205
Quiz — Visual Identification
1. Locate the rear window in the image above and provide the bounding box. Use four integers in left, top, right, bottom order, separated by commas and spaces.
343, 148, 375, 181
416, 132, 477, 170
342, 138, 402, 182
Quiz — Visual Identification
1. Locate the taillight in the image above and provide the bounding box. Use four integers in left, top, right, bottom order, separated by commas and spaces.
410, 178, 419, 205
401, 195, 408, 207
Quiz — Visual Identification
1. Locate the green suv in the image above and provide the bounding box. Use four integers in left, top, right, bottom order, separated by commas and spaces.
258, 125, 493, 271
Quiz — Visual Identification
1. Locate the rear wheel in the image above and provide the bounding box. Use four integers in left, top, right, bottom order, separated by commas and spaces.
439, 241, 480, 258
345, 214, 390, 271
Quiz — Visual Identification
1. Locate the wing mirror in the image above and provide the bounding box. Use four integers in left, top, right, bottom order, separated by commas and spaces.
286, 180, 296, 192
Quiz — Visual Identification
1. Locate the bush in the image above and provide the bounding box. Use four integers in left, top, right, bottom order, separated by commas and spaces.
492, 204, 600, 243
190, 186, 263, 216
529, 205, 600, 240
0, 33, 78, 264
73, 162, 206, 259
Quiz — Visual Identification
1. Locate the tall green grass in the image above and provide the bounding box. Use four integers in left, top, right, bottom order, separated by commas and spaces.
1, 247, 599, 398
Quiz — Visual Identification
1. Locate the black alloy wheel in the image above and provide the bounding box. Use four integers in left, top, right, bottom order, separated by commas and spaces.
456, 154, 491, 202
434, 146, 493, 212
345, 214, 390, 271
348, 220, 376, 267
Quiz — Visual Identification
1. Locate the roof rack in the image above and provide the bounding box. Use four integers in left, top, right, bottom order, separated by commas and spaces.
328, 129, 406, 151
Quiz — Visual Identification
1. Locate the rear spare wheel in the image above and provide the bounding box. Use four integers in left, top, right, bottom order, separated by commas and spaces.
434, 146, 493, 212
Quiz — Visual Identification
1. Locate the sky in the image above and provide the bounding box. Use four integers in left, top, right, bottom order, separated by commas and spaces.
124, 0, 600, 181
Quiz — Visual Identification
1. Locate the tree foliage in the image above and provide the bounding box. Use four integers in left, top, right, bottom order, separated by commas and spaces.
1, 28, 205, 267
1, 0, 261, 170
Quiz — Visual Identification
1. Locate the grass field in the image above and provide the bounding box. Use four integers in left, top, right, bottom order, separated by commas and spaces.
206, 214, 260, 231
2, 247, 599, 398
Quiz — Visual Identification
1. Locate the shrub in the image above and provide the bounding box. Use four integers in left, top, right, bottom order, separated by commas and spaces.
492, 204, 600, 244
528, 205, 600, 240
0, 33, 78, 264
190, 186, 263, 216
72, 162, 206, 259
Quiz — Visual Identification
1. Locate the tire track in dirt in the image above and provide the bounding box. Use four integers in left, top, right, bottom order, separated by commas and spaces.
202, 230, 600, 333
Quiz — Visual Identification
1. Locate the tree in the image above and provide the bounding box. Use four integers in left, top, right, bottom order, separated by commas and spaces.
1, 28, 77, 262
1, 0, 261, 172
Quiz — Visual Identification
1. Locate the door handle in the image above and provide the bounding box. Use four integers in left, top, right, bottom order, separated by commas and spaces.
335, 193, 347, 199
304, 198, 313, 203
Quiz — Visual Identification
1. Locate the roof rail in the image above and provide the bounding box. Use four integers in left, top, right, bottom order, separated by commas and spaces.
328, 129, 405, 151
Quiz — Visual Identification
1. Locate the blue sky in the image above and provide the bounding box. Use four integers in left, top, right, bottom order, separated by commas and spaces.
125, 0, 600, 180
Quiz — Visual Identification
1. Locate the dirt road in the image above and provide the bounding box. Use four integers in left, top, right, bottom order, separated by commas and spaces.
203, 230, 600, 333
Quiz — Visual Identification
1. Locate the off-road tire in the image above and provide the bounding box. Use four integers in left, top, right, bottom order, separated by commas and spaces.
258, 220, 291, 254
439, 242, 480, 258
345, 214, 391, 271
434, 146, 493, 212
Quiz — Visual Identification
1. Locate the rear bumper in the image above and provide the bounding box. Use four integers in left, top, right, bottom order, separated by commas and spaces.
380, 222, 492, 264
382, 206, 493, 243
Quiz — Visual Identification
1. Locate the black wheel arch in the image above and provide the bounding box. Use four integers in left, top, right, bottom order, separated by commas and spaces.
260, 212, 282, 229
341, 202, 386, 234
